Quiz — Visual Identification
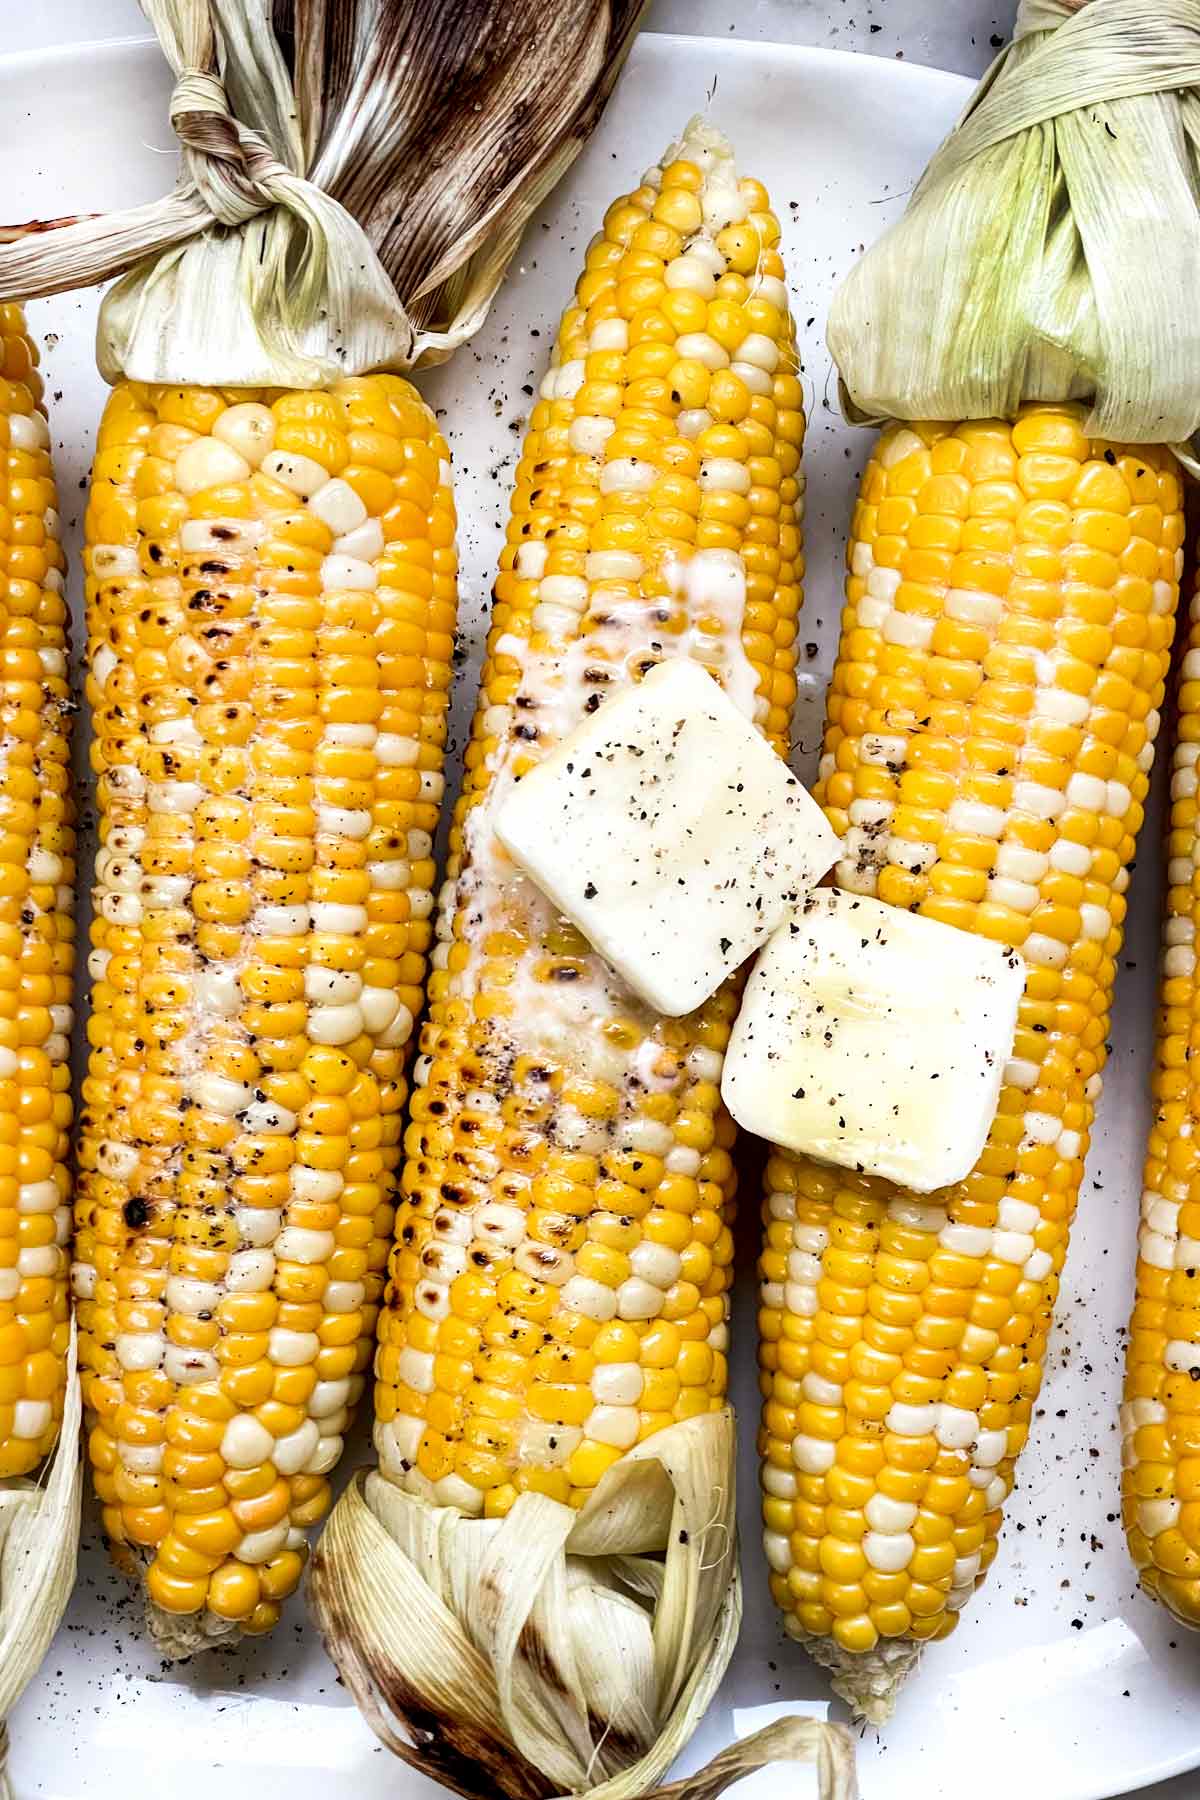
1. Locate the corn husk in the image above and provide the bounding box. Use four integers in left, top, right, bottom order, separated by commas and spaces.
0, 1324, 82, 1800
0, 0, 646, 387
309, 1411, 855, 1800
828, 0, 1200, 450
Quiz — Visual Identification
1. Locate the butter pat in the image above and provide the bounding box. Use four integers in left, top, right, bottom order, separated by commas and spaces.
722, 889, 1024, 1191
494, 658, 841, 1016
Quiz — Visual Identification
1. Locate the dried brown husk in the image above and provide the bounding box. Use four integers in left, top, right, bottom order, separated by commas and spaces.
828, 0, 1200, 450
0, 1325, 82, 1800
309, 1412, 856, 1800
0, 0, 646, 386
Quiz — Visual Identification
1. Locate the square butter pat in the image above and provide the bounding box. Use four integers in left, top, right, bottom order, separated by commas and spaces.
493, 658, 841, 1016
722, 889, 1024, 1192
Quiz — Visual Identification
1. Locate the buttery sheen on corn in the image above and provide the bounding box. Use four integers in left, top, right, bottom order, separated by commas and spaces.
0, 307, 73, 1482
374, 123, 804, 1518
1123, 573, 1200, 1630
74, 377, 457, 1637
760, 408, 1181, 1672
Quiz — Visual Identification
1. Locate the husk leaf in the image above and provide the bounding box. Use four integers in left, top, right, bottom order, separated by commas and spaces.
0, 0, 646, 387
827, 0, 1200, 449
0, 1323, 83, 1800
308, 1410, 855, 1800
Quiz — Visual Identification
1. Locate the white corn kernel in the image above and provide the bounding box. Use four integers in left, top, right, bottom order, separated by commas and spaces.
730, 361, 772, 395
676, 408, 713, 439
273, 1420, 321, 1475
165, 1276, 220, 1317
322, 553, 378, 591
591, 1363, 644, 1405
175, 436, 252, 496
614, 1276, 665, 1320
276, 1227, 335, 1265
323, 1281, 364, 1315
163, 1347, 219, 1385
359, 986, 400, 1032
791, 1434, 835, 1474
235, 1523, 291, 1564
628, 1243, 681, 1288
12, 1400, 50, 1440
225, 1249, 276, 1292
90, 544, 139, 578
263, 450, 329, 497
561, 1275, 618, 1321
234, 1208, 282, 1249
309, 477, 367, 534
221, 1415, 276, 1470
269, 1329, 321, 1367
864, 1494, 918, 1532
10, 410, 49, 450
291, 1167, 343, 1202
664, 254, 717, 296
567, 415, 616, 456
397, 1347, 435, 1393
304, 968, 363, 1005
192, 1073, 253, 1116
309, 1379, 351, 1419
308, 1003, 364, 1045
303, 1436, 344, 1477
585, 1405, 639, 1450
863, 1531, 915, 1573
179, 518, 263, 555
598, 458, 656, 495
310, 902, 367, 933
213, 402, 275, 466
115, 1333, 164, 1372
675, 332, 728, 371
333, 517, 385, 562
699, 458, 751, 494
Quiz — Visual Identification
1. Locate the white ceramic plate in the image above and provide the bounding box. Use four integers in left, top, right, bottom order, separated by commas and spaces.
1, 28, 1195, 1800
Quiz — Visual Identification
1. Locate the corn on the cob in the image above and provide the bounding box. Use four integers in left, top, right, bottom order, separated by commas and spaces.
1122, 572, 1200, 1627
372, 124, 804, 1519
74, 377, 457, 1640
0, 304, 73, 1483
759, 406, 1181, 1711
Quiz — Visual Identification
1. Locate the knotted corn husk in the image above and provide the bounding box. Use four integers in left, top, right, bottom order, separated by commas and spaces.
828, 0, 1200, 451
0, 1324, 82, 1800
309, 1412, 856, 1800
0, 0, 646, 386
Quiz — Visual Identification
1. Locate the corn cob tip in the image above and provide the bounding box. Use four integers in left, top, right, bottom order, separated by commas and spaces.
798, 1633, 922, 1726
145, 1601, 234, 1662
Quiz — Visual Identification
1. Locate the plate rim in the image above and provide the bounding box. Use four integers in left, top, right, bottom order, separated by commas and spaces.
0, 24, 1191, 1800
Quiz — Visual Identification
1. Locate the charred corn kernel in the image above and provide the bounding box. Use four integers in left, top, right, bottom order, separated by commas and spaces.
77, 375, 457, 1635
0, 308, 74, 1484
375, 124, 802, 1514
764, 408, 1181, 1663
1123, 558, 1200, 1629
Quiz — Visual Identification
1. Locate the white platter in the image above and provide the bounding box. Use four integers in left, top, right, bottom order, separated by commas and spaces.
1, 26, 1195, 1800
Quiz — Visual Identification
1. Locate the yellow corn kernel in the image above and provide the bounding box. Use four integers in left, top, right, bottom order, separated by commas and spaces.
373, 130, 802, 1521
78, 374, 458, 1634
0, 307, 73, 1486
765, 405, 1181, 1663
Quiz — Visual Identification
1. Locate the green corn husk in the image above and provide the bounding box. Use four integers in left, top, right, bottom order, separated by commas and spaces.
828, 0, 1200, 449
0, 0, 648, 387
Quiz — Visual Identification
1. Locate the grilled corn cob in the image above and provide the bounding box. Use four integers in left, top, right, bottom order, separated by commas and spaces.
759, 407, 1181, 1713
74, 377, 457, 1640
1122, 574, 1200, 1627
372, 122, 804, 1519
0, 304, 73, 1483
